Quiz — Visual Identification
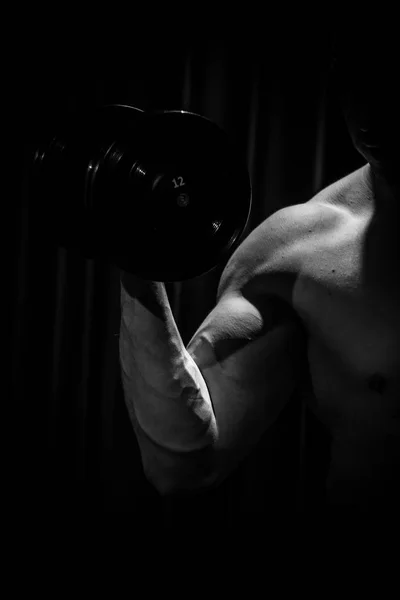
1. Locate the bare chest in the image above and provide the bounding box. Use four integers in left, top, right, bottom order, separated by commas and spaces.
293, 208, 400, 439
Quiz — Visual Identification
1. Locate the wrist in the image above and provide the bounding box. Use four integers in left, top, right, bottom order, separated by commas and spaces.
120, 270, 159, 296
120, 271, 170, 318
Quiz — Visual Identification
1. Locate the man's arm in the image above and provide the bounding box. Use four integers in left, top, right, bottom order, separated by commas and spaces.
119, 275, 219, 495
119, 206, 310, 496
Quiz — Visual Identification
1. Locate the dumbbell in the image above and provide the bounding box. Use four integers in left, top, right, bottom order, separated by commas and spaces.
31, 104, 252, 282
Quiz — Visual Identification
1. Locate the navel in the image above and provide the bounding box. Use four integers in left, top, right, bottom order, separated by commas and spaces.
367, 372, 387, 395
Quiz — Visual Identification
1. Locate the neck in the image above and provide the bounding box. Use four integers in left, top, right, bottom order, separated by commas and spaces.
363, 164, 400, 219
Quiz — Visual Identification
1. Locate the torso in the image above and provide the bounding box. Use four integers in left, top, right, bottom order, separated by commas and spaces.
227, 164, 400, 509
292, 165, 400, 508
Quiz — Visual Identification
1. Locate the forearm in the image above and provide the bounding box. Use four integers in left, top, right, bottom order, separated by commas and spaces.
119, 273, 218, 493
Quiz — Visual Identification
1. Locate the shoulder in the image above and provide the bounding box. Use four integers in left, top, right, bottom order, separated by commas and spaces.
218, 167, 368, 303
217, 195, 341, 304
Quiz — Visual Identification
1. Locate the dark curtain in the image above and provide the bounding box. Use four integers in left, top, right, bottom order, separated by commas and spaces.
14, 22, 365, 526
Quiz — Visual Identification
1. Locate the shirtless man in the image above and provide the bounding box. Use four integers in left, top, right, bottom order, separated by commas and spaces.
119, 32, 400, 512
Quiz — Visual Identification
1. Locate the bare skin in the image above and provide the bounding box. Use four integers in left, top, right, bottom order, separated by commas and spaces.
216, 37, 400, 509
296, 37, 400, 510
119, 32, 400, 509
121, 148, 400, 511
120, 173, 400, 509
298, 166, 400, 509
215, 163, 400, 511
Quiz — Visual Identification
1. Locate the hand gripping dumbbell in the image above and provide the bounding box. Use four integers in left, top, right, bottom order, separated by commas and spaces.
31, 104, 252, 282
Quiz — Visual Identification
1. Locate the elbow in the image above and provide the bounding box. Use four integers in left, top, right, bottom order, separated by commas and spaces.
135, 421, 221, 497
145, 472, 209, 498
152, 476, 222, 499
140, 433, 252, 498
145, 472, 178, 498
143, 455, 222, 498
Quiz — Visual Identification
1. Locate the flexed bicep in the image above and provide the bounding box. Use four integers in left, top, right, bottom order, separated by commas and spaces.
185, 292, 306, 482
